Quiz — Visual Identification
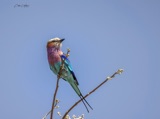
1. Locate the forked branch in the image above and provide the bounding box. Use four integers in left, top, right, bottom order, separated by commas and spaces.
42, 47, 123, 119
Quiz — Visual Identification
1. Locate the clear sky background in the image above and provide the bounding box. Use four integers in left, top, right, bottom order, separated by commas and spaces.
0, 0, 160, 119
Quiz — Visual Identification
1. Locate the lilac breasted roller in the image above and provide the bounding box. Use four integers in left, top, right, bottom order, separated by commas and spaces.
46, 37, 93, 112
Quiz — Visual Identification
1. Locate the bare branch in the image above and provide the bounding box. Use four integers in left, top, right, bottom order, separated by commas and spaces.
62, 69, 124, 119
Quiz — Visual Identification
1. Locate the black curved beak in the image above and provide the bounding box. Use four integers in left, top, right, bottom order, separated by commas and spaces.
60, 38, 65, 42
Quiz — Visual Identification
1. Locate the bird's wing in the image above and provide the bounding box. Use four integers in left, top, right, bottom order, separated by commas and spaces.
60, 54, 79, 85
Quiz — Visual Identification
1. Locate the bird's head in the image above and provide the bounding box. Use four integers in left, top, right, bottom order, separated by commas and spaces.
47, 37, 65, 49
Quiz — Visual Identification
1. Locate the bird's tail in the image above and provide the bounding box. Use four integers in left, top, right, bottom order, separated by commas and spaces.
70, 82, 93, 112
79, 93, 93, 112
79, 95, 90, 113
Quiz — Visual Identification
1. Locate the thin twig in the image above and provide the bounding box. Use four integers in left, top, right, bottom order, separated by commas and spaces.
42, 110, 51, 119
50, 49, 70, 119
42, 100, 59, 119
62, 69, 124, 119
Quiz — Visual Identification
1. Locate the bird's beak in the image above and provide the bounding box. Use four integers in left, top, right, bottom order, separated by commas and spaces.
60, 38, 65, 42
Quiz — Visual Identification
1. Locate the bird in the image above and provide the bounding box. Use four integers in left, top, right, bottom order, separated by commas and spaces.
46, 37, 93, 112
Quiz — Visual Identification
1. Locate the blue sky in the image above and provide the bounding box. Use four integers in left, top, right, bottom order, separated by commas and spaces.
0, 0, 160, 119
